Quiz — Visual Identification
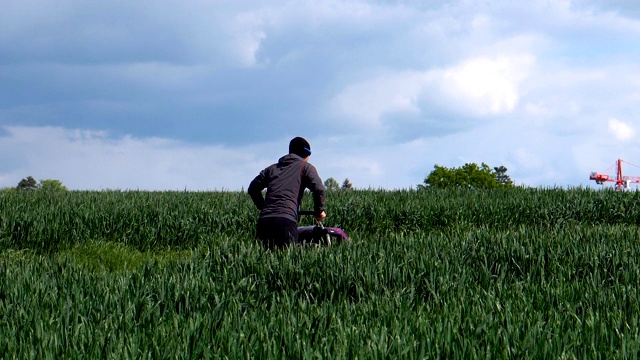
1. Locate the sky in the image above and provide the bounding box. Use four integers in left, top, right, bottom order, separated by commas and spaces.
2, 0, 640, 191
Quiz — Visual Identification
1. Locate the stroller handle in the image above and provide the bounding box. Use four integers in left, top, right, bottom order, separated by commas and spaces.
298, 210, 325, 229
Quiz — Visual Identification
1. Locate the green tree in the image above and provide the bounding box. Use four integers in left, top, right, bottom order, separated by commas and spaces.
341, 178, 353, 191
494, 166, 513, 185
324, 177, 340, 191
39, 179, 68, 191
17, 176, 38, 190
420, 163, 513, 189
16, 176, 68, 191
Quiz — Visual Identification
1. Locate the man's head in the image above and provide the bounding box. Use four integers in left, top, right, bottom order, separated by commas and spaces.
289, 137, 312, 159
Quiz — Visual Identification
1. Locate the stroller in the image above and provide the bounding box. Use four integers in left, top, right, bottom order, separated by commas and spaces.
297, 210, 349, 246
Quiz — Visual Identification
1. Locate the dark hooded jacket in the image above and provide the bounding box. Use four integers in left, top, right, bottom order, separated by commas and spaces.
248, 154, 326, 222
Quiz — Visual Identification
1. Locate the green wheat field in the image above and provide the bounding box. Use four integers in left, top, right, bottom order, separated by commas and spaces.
1, 187, 640, 358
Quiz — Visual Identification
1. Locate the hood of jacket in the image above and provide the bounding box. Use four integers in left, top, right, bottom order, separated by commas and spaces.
277, 153, 305, 167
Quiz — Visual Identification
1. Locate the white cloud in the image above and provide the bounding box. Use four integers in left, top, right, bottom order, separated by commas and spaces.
1, 118, 637, 193
524, 101, 556, 117
330, 70, 428, 127
331, 54, 534, 128
0, 126, 277, 191
230, 10, 270, 67
0, 125, 429, 191
608, 118, 636, 141
440, 55, 534, 114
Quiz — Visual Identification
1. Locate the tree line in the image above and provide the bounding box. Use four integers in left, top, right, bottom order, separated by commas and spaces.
323, 178, 353, 191
419, 163, 513, 189
14, 176, 68, 191
323, 163, 512, 191
11, 163, 512, 193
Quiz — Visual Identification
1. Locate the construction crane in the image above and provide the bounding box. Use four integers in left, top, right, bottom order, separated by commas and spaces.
589, 158, 640, 190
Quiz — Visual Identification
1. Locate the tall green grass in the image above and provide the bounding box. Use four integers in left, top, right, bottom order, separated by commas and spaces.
3, 187, 640, 251
1, 187, 640, 358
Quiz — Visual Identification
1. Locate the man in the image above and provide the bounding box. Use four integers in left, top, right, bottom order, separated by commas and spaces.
248, 137, 327, 249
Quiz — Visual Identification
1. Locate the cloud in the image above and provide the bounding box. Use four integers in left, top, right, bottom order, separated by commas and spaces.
608, 118, 635, 141
0, 125, 433, 191
2, 113, 639, 193
330, 70, 427, 127
331, 54, 534, 131
440, 55, 534, 114
0, 1, 271, 68
0, 126, 279, 191
3, 1, 640, 192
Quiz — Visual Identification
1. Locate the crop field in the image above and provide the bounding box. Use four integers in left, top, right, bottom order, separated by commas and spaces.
1, 187, 640, 358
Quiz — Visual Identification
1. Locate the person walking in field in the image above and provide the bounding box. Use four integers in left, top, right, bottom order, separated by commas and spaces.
248, 137, 327, 249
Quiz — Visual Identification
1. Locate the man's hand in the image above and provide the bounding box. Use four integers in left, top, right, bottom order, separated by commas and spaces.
316, 211, 326, 222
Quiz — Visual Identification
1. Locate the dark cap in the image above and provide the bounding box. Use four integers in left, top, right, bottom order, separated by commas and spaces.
289, 137, 311, 158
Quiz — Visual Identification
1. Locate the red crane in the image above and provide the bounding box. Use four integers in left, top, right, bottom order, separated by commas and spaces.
589, 158, 640, 190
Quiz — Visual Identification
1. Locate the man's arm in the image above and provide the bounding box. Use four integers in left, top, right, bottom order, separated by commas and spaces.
312, 189, 326, 220
304, 165, 326, 219
247, 171, 267, 210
